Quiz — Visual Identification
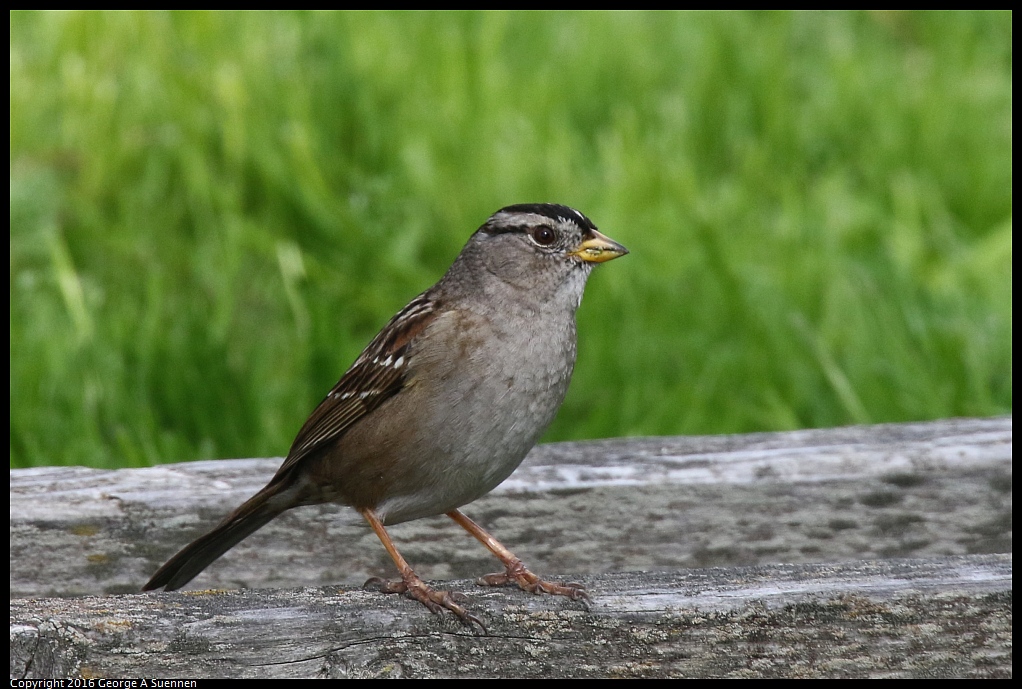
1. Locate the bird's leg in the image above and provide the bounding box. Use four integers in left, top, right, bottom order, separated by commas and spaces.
446, 509, 590, 605
359, 507, 485, 632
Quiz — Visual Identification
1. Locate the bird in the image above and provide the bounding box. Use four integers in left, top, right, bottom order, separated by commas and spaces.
143, 203, 628, 630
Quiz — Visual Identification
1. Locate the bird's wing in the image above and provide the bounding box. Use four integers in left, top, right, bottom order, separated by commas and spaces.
272, 293, 438, 479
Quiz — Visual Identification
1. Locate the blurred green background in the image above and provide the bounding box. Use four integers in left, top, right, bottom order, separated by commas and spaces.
10, 11, 1012, 469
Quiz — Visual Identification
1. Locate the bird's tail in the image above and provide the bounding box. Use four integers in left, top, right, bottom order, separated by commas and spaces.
142, 481, 293, 592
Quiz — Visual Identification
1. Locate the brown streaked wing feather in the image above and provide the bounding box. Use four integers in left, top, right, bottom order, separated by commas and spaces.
271, 294, 438, 480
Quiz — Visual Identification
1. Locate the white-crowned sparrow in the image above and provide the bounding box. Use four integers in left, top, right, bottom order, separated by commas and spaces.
143, 203, 627, 630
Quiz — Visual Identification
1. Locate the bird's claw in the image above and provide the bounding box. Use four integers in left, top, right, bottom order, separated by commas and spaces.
476, 560, 591, 608
363, 576, 487, 633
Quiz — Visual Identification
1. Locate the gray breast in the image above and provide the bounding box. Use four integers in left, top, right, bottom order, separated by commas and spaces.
375, 303, 578, 524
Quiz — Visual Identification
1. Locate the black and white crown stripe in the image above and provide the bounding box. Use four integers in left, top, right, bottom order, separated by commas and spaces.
483, 204, 598, 235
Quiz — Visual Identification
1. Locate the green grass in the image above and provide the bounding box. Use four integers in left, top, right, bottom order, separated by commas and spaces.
10, 11, 1012, 469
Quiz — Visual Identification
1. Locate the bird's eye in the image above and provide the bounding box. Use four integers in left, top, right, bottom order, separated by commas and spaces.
530, 226, 556, 247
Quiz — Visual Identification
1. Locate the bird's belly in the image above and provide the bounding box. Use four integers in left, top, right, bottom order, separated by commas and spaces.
374, 369, 570, 524
370, 319, 574, 524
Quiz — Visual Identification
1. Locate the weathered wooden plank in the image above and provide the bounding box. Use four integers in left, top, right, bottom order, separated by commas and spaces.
9, 418, 1012, 678
10, 555, 1011, 679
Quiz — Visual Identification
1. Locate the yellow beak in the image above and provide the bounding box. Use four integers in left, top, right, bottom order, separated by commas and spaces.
568, 229, 629, 263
